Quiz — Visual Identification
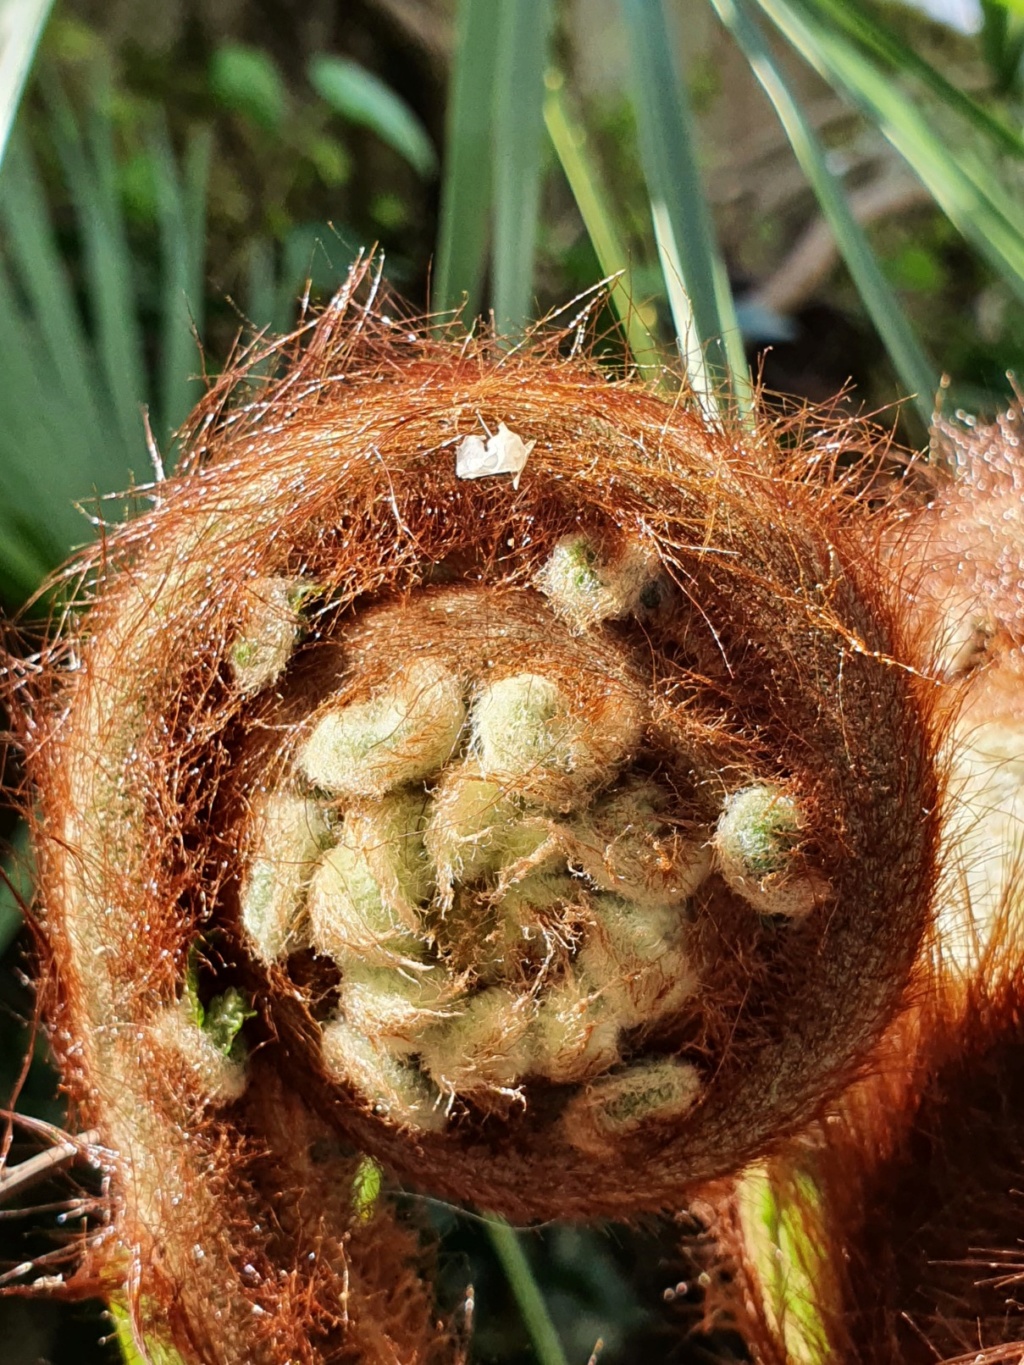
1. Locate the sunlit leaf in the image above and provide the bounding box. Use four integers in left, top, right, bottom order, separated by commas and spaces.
209, 42, 288, 132
543, 70, 661, 371
620, 0, 749, 409
0, 0, 54, 169
757, 0, 1024, 301
802, 0, 1024, 158
434, 0, 503, 317
308, 54, 436, 178
713, 0, 937, 426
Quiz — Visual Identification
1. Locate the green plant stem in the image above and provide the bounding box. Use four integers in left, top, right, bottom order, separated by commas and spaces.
543, 70, 661, 373
0, 0, 55, 169
620, 0, 750, 410
486, 1219, 569, 1365
714, 0, 937, 427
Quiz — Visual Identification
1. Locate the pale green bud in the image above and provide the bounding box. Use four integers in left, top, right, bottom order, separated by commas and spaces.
299, 658, 466, 798
241, 793, 330, 963
418, 986, 534, 1100
563, 1057, 703, 1154
528, 971, 621, 1084
150, 997, 248, 1104
536, 536, 659, 631
470, 672, 640, 804
577, 894, 697, 1027
308, 793, 429, 967
320, 1018, 444, 1132
424, 768, 551, 907
338, 962, 455, 1052
568, 779, 711, 910
714, 785, 824, 918
230, 577, 307, 695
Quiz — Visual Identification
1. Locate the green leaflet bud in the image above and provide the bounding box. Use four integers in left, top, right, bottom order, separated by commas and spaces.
568, 779, 712, 910
529, 971, 621, 1084
563, 1057, 703, 1155
418, 986, 534, 1101
714, 785, 825, 918
469, 672, 642, 805
424, 768, 549, 904
241, 794, 331, 963
536, 535, 659, 631
577, 894, 697, 1027
230, 577, 308, 695
471, 674, 575, 777
308, 792, 430, 967
338, 962, 456, 1052
299, 658, 466, 798
320, 1017, 444, 1132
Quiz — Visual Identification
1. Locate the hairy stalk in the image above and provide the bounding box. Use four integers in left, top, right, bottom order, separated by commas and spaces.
703, 407, 1024, 1364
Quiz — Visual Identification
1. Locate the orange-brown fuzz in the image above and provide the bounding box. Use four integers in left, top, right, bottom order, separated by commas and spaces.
8, 274, 950, 1362
698, 410, 1024, 1365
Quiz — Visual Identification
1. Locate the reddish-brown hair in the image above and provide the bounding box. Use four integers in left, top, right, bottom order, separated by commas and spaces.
6, 263, 956, 1361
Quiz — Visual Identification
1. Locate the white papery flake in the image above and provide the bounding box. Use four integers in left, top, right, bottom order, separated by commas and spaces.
455, 422, 535, 488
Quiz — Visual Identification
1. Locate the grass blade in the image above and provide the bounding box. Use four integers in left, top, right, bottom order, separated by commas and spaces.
802, 0, 1024, 160
153, 121, 211, 443
433, 0, 503, 318
44, 73, 148, 466
0, 130, 109, 473
490, 0, 554, 336
0, 256, 101, 567
308, 55, 437, 178
757, 0, 1024, 301
620, 0, 749, 406
713, 0, 937, 425
543, 70, 661, 370
486, 1219, 569, 1365
0, 0, 54, 168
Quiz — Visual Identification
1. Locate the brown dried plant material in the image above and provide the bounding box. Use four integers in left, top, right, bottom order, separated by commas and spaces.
6, 261, 952, 1360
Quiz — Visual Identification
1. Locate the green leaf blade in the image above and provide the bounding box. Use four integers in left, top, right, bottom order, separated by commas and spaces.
543, 71, 661, 370
433, 0, 503, 319
757, 0, 1024, 302
714, 0, 937, 425
0, 0, 55, 169
309, 55, 437, 178
490, 0, 555, 337
620, 0, 749, 407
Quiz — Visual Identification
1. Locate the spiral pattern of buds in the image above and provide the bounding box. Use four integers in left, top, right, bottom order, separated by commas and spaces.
11, 272, 946, 1361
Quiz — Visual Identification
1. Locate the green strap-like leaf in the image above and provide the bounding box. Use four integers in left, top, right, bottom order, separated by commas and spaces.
714, 0, 938, 426
802, 0, 1024, 160
44, 74, 149, 464
543, 71, 661, 372
0, 0, 55, 169
153, 121, 211, 443
433, 0, 503, 319
490, 0, 555, 336
620, 0, 750, 409
757, 0, 1024, 302
0, 131, 110, 477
